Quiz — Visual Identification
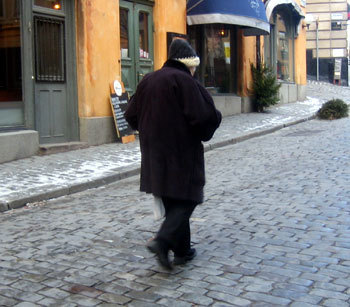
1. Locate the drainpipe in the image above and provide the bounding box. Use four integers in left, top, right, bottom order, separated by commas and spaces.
256, 36, 261, 68
348, 18, 350, 86
316, 17, 319, 81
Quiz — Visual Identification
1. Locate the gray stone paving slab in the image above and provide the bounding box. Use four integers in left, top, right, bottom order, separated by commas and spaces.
1, 82, 350, 306
3, 81, 348, 210
3, 117, 350, 306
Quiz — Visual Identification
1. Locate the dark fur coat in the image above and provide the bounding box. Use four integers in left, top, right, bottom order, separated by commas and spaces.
125, 59, 222, 203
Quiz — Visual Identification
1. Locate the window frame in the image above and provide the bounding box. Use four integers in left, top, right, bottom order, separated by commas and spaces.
33, 0, 65, 17
33, 15, 66, 82
265, 6, 296, 83
188, 23, 238, 95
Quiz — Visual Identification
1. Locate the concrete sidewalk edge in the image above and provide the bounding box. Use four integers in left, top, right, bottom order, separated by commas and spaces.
1, 114, 317, 212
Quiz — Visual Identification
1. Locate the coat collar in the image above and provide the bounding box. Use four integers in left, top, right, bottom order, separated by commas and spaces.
163, 59, 192, 75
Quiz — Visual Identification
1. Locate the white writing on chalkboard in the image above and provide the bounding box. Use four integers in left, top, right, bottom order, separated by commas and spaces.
110, 93, 133, 138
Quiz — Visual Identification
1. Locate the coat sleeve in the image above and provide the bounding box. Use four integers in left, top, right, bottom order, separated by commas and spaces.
124, 93, 138, 131
179, 78, 222, 142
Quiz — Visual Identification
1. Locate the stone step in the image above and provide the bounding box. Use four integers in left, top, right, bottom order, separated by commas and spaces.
39, 141, 89, 155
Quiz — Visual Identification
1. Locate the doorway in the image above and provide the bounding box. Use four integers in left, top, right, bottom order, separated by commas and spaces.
31, 0, 78, 144
120, 0, 154, 95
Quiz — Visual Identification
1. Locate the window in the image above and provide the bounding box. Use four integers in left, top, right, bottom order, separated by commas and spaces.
188, 24, 237, 94
34, 0, 62, 11
331, 21, 342, 31
276, 12, 294, 82
266, 8, 294, 82
0, 0, 19, 18
120, 8, 129, 58
34, 16, 65, 82
0, 0, 23, 127
139, 11, 149, 58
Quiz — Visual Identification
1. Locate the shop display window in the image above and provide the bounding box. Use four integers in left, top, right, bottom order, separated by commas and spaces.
276, 13, 294, 82
188, 24, 237, 94
0, 0, 24, 127
265, 9, 294, 83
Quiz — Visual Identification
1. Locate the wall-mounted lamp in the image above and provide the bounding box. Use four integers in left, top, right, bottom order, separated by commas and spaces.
302, 21, 309, 30
53, 1, 61, 10
303, 13, 315, 30
218, 29, 228, 37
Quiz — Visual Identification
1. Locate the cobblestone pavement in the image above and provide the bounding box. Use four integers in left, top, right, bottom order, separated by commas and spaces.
3, 81, 348, 211
1, 81, 350, 212
1, 112, 349, 306
306, 81, 350, 103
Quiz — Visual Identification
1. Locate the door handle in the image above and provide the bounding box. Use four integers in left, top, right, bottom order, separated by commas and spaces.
138, 72, 144, 82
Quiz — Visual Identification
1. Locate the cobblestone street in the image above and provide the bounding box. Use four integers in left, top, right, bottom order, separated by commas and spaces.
1, 112, 349, 306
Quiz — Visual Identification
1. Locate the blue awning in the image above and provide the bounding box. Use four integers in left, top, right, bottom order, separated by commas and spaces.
187, 0, 270, 36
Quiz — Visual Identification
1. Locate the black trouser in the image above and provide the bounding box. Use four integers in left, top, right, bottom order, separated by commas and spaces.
156, 197, 197, 257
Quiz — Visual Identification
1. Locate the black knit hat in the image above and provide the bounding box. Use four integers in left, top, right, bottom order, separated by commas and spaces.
168, 39, 200, 67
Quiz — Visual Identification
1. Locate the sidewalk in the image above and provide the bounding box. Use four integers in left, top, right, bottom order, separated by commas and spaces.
0, 85, 330, 212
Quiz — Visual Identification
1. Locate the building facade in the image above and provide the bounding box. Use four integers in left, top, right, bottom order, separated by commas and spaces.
0, 0, 307, 164
186, 0, 271, 116
1, 0, 78, 161
186, 0, 307, 114
0, 0, 187, 163
306, 0, 348, 84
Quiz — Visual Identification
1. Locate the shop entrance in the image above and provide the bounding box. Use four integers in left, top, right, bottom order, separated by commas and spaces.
120, 0, 154, 95
32, 0, 78, 144
0, 0, 77, 143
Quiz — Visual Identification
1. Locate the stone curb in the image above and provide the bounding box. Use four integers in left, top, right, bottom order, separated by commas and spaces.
4, 167, 140, 211
1, 115, 316, 212
0, 201, 9, 212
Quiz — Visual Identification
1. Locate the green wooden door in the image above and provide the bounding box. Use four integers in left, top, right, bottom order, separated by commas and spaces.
120, 1, 154, 95
32, 0, 78, 144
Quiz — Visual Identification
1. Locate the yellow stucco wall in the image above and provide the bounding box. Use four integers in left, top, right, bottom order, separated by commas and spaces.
295, 27, 307, 85
76, 0, 121, 118
239, 34, 257, 97
153, 0, 187, 70
295, 1, 307, 85
75, 0, 306, 120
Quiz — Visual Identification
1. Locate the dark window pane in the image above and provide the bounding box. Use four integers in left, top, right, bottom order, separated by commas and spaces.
34, 0, 62, 10
331, 21, 342, 30
275, 11, 294, 82
0, 0, 22, 102
34, 16, 65, 82
120, 8, 129, 58
139, 12, 149, 58
204, 24, 231, 93
188, 24, 237, 94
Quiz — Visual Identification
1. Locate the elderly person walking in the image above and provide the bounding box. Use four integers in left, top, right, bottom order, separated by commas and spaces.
125, 39, 222, 270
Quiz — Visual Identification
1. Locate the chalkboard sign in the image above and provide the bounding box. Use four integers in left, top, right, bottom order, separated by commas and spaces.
110, 92, 135, 143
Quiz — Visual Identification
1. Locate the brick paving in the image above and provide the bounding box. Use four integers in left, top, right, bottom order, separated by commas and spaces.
2, 81, 345, 212
0, 81, 350, 306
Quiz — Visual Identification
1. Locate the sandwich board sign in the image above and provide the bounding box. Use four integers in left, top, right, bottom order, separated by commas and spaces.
109, 80, 135, 144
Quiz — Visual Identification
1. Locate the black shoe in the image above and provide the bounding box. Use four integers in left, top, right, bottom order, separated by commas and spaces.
173, 248, 197, 265
146, 240, 172, 270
